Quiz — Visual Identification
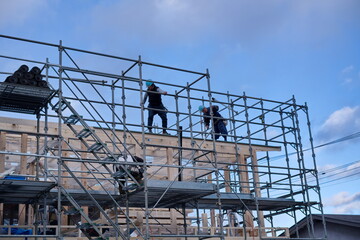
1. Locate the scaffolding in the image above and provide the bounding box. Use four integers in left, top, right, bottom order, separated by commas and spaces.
0, 34, 327, 240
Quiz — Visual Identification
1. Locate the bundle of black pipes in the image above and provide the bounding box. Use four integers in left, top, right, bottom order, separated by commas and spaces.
4, 64, 48, 88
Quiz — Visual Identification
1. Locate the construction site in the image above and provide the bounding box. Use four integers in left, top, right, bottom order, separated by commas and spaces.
0, 35, 327, 240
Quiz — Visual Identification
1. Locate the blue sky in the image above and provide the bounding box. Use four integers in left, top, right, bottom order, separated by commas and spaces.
0, 0, 359, 214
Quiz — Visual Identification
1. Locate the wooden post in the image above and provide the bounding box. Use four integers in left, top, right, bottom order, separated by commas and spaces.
81, 142, 89, 223
166, 147, 179, 232
18, 134, 28, 225
0, 131, 5, 173
239, 153, 254, 228
207, 170, 216, 228
135, 211, 144, 228
202, 213, 208, 230
20, 134, 28, 174
251, 150, 265, 232
166, 148, 176, 180
61, 140, 69, 225
224, 166, 231, 193
80, 142, 88, 187
28, 205, 34, 226
0, 131, 5, 225
27, 155, 35, 225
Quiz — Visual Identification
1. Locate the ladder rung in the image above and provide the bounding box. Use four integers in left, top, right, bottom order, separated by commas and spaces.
64, 114, 81, 124
52, 100, 68, 112
77, 223, 93, 229
88, 142, 104, 152
103, 155, 119, 162
64, 207, 81, 215
76, 128, 92, 138
123, 183, 138, 191
112, 170, 127, 178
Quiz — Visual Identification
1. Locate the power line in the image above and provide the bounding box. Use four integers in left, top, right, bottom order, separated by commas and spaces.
264, 131, 360, 162
289, 159, 360, 185
321, 170, 360, 186
321, 176, 360, 188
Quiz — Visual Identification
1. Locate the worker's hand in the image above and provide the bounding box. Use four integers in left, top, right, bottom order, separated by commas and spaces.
205, 125, 209, 130
163, 91, 168, 95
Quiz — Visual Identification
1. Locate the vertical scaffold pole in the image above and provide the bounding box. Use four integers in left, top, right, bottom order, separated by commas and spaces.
111, 79, 120, 240
42, 57, 50, 240
304, 102, 327, 240
206, 69, 224, 240
280, 107, 299, 238
57, 40, 63, 240
260, 99, 274, 229
121, 71, 127, 149
186, 82, 196, 179
44, 58, 50, 182
243, 92, 263, 237
292, 97, 315, 237
138, 55, 149, 240
226, 91, 233, 142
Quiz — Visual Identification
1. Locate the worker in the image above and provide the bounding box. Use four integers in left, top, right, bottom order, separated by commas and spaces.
143, 80, 169, 134
113, 155, 145, 194
199, 105, 228, 141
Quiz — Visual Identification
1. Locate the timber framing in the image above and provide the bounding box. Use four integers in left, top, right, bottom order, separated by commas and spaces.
0, 34, 327, 240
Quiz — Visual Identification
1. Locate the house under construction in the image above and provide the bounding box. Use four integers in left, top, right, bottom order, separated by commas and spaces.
0, 35, 327, 240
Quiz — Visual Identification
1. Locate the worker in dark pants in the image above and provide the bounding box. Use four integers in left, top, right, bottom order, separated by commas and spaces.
143, 80, 169, 134
114, 155, 145, 194
199, 105, 228, 141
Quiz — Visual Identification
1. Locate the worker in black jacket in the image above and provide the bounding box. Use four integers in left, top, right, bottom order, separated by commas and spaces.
199, 105, 228, 141
143, 80, 169, 134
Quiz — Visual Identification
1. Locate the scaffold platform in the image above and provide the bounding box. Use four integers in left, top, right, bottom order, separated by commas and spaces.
0, 82, 55, 114
195, 192, 301, 211
0, 179, 301, 212
0, 179, 56, 204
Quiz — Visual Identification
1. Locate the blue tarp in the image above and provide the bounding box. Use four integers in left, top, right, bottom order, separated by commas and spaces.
4, 176, 26, 180
1, 227, 33, 235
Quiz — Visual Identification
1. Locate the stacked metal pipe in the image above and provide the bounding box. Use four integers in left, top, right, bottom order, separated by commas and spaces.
4, 64, 48, 88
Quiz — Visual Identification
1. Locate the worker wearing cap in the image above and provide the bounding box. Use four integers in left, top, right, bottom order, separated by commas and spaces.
143, 80, 169, 134
199, 105, 228, 141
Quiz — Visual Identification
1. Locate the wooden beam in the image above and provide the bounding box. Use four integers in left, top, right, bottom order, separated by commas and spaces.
18, 204, 26, 225
251, 150, 265, 232
0, 131, 5, 224
61, 139, 69, 225
80, 142, 88, 188
20, 134, 28, 174
80, 142, 90, 223
18, 134, 28, 225
239, 153, 254, 229
224, 166, 231, 193
166, 148, 176, 181
0, 131, 5, 174
202, 213, 208, 228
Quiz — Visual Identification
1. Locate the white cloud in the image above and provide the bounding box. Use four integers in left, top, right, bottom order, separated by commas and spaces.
318, 161, 360, 187
333, 201, 360, 214
341, 65, 358, 85
80, 0, 360, 52
343, 78, 353, 84
266, 129, 281, 140
317, 106, 360, 141
0, 0, 49, 29
327, 192, 359, 206
325, 191, 360, 214
342, 65, 354, 74
318, 164, 337, 173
